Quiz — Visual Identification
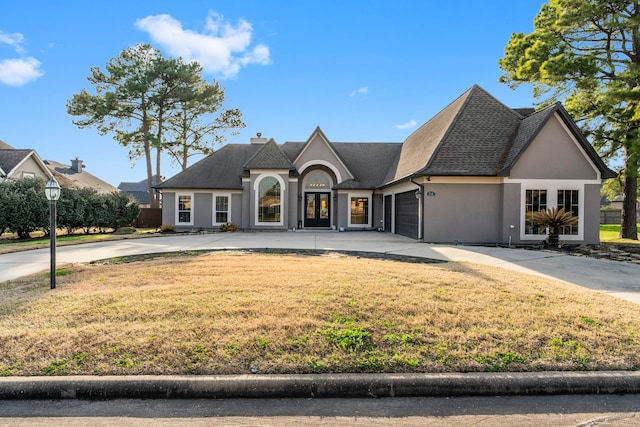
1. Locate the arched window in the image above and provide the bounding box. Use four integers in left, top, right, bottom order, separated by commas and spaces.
258, 176, 281, 223
304, 170, 332, 190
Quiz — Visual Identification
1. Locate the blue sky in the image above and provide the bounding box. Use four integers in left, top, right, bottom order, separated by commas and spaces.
1, 1, 543, 186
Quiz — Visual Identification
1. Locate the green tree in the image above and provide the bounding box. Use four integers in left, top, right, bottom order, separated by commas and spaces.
499, 0, 639, 239
67, 44, 244, 206
165, 77, 245, 170
0, 179, 48, 238
67, 44, 161, 207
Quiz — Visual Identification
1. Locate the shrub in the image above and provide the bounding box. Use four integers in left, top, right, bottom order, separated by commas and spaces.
161, 224, 175, 233
219, 222, 238, 232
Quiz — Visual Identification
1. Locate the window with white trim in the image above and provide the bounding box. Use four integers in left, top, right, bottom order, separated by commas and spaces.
525, 189, 547, 235
214, 195, 230, 225
557, 189, 579, 235
349, 196, 370, 227
257, 176, 282, 224
177, 194, 193, 225
521, 183, 583, 241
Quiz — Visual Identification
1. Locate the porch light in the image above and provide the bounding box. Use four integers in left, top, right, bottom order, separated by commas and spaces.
415, 189, 423, 200
44, 177, 61, 289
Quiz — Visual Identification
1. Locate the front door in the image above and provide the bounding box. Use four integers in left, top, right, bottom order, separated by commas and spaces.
304, 192, 330, 228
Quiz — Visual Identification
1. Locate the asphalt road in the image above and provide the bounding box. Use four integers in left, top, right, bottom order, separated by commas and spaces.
1, 395, 640, 426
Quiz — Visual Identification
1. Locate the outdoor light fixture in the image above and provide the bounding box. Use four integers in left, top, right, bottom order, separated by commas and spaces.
44, 177, 61, 289
415, 189, 423, 200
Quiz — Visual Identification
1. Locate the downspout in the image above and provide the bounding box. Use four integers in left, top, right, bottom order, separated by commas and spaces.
410, 177, 424, 241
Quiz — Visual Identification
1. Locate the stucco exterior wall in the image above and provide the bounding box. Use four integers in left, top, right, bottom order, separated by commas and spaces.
288, 179, 299, 229
242, 180, 250, 228
509, 114, 598, 180
422, 183, 502, 244
336, 193, 348, 230
193, 193, 212, 229
501, 183, 521, 245
231, 193, 243, 227
372, 193, 384, 231
162, 192, 176, 225
584, 183, 602, 244
294, 135, 352, 184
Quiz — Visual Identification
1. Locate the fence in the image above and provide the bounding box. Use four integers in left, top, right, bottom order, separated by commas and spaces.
132, 208, 162, 228
600, 209, 621, 225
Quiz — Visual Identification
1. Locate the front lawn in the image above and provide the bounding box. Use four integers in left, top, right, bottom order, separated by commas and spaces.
1, 252, 639, 376
600, 224, 640, 245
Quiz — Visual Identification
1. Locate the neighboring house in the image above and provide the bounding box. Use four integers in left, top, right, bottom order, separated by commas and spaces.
118, 175, 162, 208
156, 85, 616, 245
44, 158, 119, 194
0, 142, 52, 181
608, 195, 640, 221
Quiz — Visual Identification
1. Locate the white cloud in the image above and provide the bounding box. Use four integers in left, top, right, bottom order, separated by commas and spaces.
135, 12, 271, 79
0, 30, 26, 53
395, 119, 417, 130
0, 30, 44, 86
349, 86, 368, 97
0, 57, 44, 86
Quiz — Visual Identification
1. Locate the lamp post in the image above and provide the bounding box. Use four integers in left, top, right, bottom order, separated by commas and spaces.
44, 177, 61, 289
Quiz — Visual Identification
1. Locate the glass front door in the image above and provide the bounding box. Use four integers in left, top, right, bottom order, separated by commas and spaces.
304, 192, 330, 228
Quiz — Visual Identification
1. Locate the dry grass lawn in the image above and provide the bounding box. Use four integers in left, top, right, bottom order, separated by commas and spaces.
1, 251, 639, 376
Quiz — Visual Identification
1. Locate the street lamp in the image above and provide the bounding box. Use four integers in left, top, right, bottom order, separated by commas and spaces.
44, 177, 61, 289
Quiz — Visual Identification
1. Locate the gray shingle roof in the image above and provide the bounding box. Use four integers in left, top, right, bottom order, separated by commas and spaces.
157, 144, 263, 189
0, 149, 34, 177
332, 143, 402, 188
158, 85, 616, 190
414, 85, 521, 176
243, 139, 294, 170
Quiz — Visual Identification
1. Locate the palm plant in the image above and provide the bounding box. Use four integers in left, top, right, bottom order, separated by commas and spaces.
527, 207, 578, 248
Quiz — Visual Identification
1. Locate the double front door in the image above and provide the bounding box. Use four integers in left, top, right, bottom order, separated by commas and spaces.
304, 192, 330, 228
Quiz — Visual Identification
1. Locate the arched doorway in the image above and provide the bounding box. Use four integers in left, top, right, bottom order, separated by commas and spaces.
303, 170, 332, 228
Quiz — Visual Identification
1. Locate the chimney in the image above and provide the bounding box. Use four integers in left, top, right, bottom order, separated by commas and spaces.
71, 157, 84, 173
250, 132, 268, 144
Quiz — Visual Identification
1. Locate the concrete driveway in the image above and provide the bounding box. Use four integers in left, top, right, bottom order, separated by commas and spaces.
1, 231, 639, 304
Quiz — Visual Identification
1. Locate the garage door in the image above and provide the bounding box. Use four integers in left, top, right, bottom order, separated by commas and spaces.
395, 191, 418, 239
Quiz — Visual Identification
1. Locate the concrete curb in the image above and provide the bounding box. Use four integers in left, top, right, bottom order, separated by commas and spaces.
2, 372, 640, 400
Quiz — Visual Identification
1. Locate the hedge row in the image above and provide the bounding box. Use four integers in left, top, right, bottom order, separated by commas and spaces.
0, 178, 140, 239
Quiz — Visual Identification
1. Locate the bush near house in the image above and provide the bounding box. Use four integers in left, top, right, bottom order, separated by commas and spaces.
528, 208, 579, 248
0, 179, 139, 238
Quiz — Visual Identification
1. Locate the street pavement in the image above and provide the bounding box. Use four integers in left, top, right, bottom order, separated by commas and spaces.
1, 394, 640, 426
1, 230, 639, 304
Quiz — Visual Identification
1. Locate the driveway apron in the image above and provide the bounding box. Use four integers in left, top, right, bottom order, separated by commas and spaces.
1, 232, 639, 305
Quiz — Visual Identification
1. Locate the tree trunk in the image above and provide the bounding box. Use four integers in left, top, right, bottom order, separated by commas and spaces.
620, 148, 638, 240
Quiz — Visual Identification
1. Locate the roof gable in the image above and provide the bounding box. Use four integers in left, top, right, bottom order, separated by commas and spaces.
392, 87, 471, 181
243, 139, 294, 170
0, 149, 51, 179
501, 105, 616, 179
293, 127, 354, 181
417, 85, 521, 176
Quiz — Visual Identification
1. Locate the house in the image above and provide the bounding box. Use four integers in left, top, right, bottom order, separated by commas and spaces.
45, 158, 119, 194
156, 85, 616, 245
0, 141, 52, 181
118, 175, 162, 208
